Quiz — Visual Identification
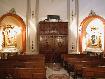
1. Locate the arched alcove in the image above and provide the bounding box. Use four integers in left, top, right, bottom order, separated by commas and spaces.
0, 11, 26, 53
79, 11, 105, 55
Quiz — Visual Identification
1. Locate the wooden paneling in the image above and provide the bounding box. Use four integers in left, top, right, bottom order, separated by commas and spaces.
38, 22, 68, 63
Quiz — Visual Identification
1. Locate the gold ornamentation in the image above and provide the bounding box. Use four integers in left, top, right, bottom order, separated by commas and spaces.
89, 10, 96, 16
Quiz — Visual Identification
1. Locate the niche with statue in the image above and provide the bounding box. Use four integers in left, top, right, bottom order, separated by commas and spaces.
0, 8, 26, 55
79, 10, 104, 55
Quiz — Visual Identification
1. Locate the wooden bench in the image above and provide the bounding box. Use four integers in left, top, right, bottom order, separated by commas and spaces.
61, 54, 93, 69
73, 60, 101, 78
0, 54, 46, 79
82, 66, 105, 79
7, 54, 45, 61
64, 56, 99, 73
0, 68, 46, 79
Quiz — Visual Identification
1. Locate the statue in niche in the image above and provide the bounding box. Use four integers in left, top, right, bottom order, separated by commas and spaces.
3, 25, 17, 47
91, 35, 96, 45
99, 35, 102, 48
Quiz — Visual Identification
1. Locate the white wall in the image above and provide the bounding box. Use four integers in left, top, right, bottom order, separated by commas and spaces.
39, 0, 67, 21
79, 0, 105, 25
0, 0, 27, 20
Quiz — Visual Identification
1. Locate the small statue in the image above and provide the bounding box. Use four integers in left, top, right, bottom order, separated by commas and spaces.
9, 8, 16, 14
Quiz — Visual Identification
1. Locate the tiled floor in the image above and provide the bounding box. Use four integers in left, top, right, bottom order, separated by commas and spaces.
46, 63, 105, 79
46, 63, 73, 79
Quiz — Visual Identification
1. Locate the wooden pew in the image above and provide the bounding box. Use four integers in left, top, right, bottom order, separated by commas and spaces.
65, 56, 99, 73
65, 55, 105, 79
61, 54, 88, 70
0, 54, 46, 79
0, 59, 45, 68
7, 54, 45, 62
61, 54, 88, 65
61, 54, 105, 79
73, 60, 101, 78
82, 66, 105, 79
0, 68, 46, 79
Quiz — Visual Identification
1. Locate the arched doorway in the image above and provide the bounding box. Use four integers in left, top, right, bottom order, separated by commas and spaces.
79, 11, 105, 55
0, 10, 26, 54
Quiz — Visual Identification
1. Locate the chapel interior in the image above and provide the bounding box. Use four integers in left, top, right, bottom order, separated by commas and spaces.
0, 0, 105, 79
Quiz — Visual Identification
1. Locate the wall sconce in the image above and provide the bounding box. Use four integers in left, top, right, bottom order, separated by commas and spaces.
32, 11, 34, 18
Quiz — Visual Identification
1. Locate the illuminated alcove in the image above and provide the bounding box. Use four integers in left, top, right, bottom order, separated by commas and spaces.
0, 9, 26, 54
79, 11, 105, 55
